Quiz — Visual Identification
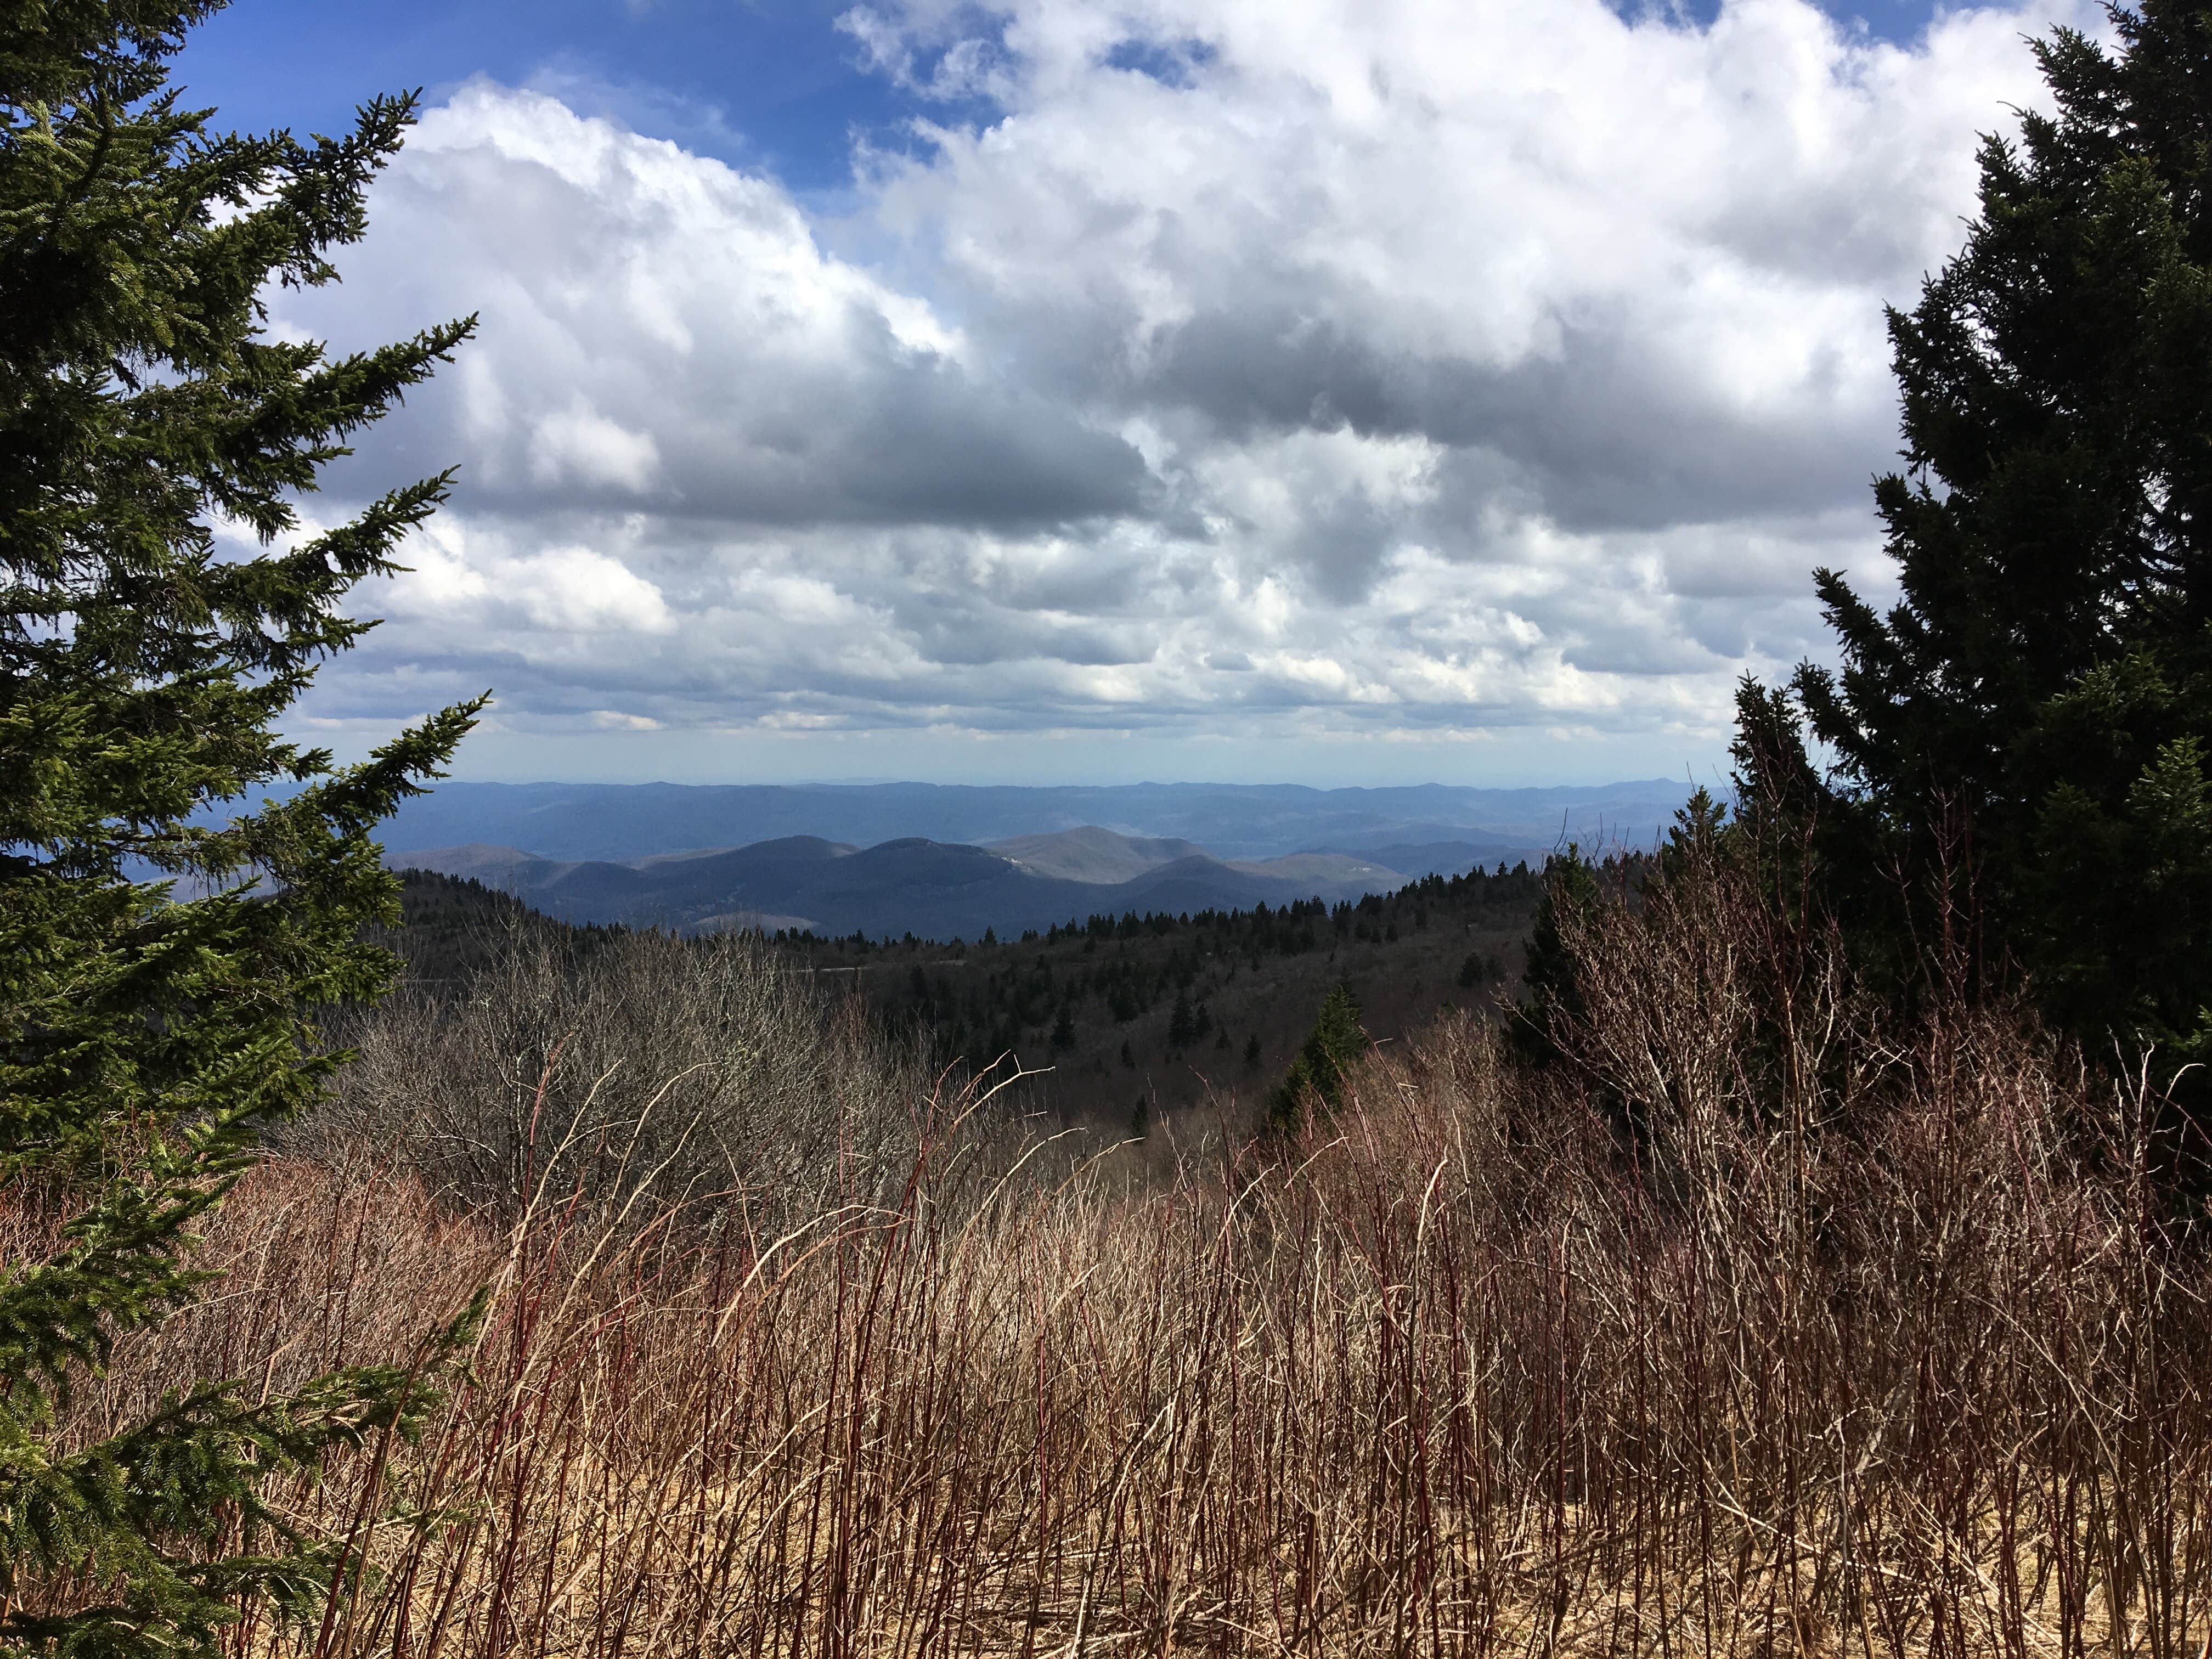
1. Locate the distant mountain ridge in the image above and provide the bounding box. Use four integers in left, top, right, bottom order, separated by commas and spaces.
988, 827, 1204, 883
379, 778, 1691, 865
390, 823, 1551, 940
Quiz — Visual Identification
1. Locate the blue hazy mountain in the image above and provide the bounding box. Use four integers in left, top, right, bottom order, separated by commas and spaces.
387, 804, 1678, 941
393, 833, 1422, 940
380, 779, 1690, 865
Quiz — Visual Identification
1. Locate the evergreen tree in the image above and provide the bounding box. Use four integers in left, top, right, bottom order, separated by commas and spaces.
1267, 984, 1367, 1135
1764, 0, 2212, 1061
1, 5, 481, 1650
1166, 988, 1195, 1052
1516, 846, 1599, 1063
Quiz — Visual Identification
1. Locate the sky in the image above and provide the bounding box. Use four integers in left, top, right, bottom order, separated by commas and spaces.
180, 0, 2094, 788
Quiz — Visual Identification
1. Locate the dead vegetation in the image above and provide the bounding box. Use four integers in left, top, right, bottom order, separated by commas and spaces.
7, 845, 2210, 1658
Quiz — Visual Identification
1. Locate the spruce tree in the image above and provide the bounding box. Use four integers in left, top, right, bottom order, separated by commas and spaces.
1770, 0, 2212, 1060
1, 4, 481, 1650
1166, 988, 1195, 1052
1267, 984, 1367, 1134
1516, 845, 1599, 1064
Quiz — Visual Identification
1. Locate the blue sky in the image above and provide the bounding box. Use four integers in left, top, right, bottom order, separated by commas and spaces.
196, 0, 2086, 788
180, 1, 911, 194
183, 0, 1963, 193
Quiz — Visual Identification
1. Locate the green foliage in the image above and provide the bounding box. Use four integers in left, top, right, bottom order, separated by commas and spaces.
1268, 984, 1367, 1135
1749, 0, 2212, 1064
1517, 845, 1599, 1064
0, 4, 481, 1650
1657, 787, 1728, 878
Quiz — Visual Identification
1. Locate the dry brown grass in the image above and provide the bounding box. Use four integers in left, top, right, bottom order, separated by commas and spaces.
9, 857, 2211, 1658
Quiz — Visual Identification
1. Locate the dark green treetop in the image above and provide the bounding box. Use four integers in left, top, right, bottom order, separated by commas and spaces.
1516, 844, 1601, 1066
1, 3, 482, 1651
1770, 0, 2212, 1059
1268, 983, 1368, 1135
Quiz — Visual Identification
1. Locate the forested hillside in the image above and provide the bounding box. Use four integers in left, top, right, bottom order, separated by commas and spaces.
388, 861, 1547, 1127
775, 863, 1544, 1126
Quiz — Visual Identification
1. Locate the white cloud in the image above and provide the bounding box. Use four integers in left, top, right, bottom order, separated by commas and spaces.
381, 520, 675, 639
286, 1, 2094, 774
528, 400, 661, 494
303, 81, 1142, 526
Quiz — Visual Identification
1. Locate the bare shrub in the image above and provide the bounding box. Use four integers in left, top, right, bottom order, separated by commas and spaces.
299, 923, 936, 1227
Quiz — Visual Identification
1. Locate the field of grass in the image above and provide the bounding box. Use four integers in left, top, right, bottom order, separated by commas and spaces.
9, 847, 2211, 1657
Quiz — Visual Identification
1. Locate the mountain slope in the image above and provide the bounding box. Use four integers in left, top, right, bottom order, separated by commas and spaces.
988, 826, 1204, 883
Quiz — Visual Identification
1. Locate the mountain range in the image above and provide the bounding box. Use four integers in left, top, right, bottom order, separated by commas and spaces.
380, 778, 1693, 940
378, 778, 1692, 865
392, 828, 1469, 940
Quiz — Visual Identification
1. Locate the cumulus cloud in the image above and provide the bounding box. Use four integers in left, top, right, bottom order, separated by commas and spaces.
855, 0, 2074, 534
285, 0, 2093, 766
308, 82, 1146, 529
